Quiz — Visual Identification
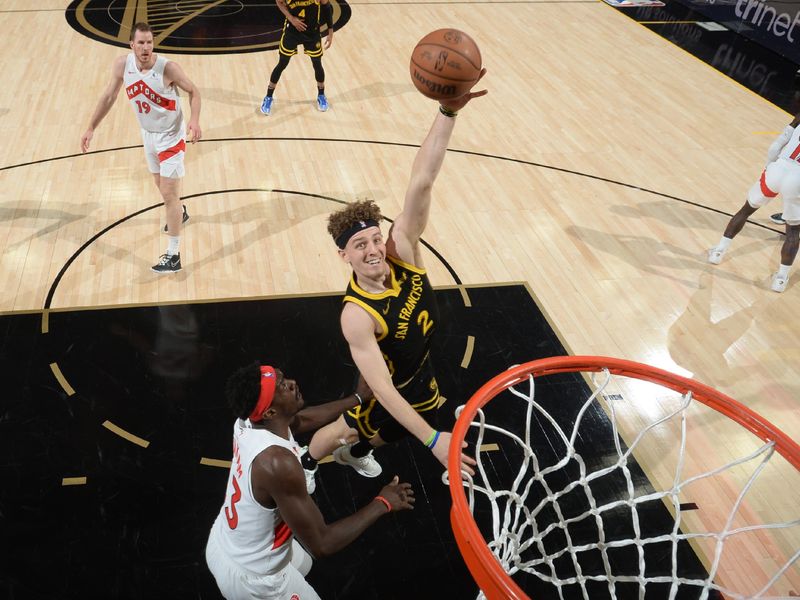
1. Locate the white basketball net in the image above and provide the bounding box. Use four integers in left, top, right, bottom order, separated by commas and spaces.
450, 368, 800, 600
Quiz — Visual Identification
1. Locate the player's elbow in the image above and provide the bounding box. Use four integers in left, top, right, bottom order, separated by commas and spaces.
303, 538, 334, 559
102, 93, 117, 107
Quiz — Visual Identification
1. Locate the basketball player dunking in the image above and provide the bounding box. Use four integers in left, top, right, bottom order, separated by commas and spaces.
298, 71, 488, 485
80, 22, 201, 274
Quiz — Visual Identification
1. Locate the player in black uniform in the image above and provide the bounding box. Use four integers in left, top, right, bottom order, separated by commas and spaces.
260, 0, 334, 115
299, 72, 488, 486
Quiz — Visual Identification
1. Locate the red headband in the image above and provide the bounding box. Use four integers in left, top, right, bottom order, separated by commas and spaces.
249, 365, 276, 422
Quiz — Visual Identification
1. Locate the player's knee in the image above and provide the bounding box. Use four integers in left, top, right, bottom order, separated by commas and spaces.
746, 191, 768, 209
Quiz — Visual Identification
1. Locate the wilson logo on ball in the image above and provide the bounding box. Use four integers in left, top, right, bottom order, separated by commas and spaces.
412, 69, 456, 97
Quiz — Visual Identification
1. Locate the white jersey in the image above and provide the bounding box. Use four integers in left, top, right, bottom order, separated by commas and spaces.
778, 126, 800, 165
212, 419, 305, 577
123, 54, 183, 134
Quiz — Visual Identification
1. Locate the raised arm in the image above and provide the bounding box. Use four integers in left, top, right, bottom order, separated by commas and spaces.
80, 56, 126, 153
164, 61, 202, 143
256, 447, 413, 558
388, 69, 488, 266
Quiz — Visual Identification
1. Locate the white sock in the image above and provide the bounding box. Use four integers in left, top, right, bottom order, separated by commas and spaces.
167, 235, 180, 256
778, 264, 791, 278
716, 236, 733, 251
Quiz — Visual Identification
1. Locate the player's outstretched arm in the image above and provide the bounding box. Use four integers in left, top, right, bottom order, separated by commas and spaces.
259, 449, 413, 558
165, 61, 202, 143
80, 56, 126, 153
342, 305, 434, 441
341, 305, 476, 474
388, 69, 488, 267
290, 376, 371, 435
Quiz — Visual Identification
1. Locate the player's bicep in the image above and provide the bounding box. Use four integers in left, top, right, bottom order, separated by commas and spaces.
340, 305, 378, 353
341, 307, 394, 393
165, 62, 197, 95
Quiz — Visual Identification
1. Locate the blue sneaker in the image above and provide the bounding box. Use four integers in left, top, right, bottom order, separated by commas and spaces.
316, 94, 329, 112
260, 95, 273, 115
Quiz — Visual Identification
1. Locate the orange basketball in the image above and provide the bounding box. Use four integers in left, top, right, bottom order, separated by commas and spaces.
409, 29, 482, 101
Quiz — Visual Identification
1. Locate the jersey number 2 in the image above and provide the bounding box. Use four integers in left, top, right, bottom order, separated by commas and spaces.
417, 310, 434, 335
225, 477, 242, 529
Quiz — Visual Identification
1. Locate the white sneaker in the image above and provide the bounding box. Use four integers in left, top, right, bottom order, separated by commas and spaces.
771, 273, 788, 292
707, 246, 725, 265
299, 447, 317, 494
332, 443, 382, 478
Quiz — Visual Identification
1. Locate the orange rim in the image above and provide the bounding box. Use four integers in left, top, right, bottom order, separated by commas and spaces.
448, 355, 800, 600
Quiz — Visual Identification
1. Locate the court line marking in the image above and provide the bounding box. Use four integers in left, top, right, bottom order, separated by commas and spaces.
461, 335, 476, 369
62, 476, 87, 486
49, 362, 75, 396
200, 457, 232, 468
102, 420, 150, 448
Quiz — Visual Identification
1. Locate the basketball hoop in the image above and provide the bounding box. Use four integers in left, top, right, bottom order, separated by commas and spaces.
447, 356, 800, 600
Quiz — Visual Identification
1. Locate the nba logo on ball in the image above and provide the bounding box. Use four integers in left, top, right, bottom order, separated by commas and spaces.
410, 29, 482, 101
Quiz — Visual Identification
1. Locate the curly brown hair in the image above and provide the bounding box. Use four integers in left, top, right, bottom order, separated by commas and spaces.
327, 199, 384, 242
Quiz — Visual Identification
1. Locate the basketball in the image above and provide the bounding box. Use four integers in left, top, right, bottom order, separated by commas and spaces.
409, 29, 482, 101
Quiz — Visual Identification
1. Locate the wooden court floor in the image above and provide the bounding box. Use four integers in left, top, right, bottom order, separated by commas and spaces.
1, 0, 798, 597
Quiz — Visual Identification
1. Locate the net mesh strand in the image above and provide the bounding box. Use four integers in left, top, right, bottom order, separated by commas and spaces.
449, 369, 800, 600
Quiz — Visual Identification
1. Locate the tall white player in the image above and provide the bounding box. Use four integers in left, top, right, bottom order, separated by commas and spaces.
81, 21, 201, 273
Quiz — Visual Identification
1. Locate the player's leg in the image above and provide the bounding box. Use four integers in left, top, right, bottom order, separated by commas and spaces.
152, 171, 189, 234
261, 28, 298, 114
771, 180, 800, 291
160, 176, 183, 236
307, 414, 359, 462
771, 223, 800, 292
272, 560, 322, 600
244, 561, 321, 600
310, 56, 328, 111
206, 519, 249, 600
142, 131, 182, 273
300, 414, 363, 491
328, 400, 384, 477
304, 36, 328, 111
151, 130, 186, 273
709, 164, 779, 264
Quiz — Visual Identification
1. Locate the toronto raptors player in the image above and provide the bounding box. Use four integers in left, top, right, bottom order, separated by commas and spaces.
708, 111, 800, 293
206, 361, 414, 599
80, 22, 201, 273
